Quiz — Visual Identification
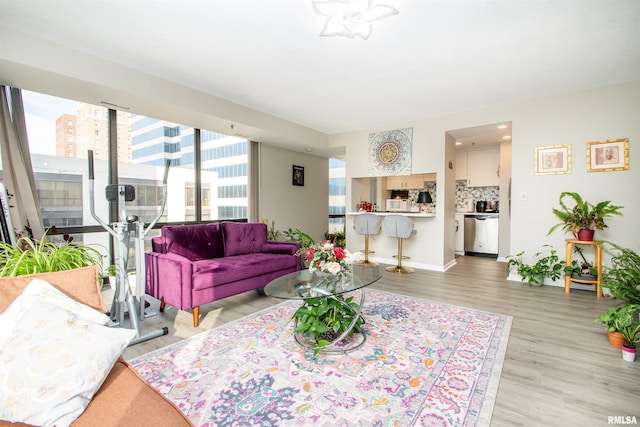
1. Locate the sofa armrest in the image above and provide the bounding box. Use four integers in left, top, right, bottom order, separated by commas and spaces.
145, 252, 195, 310
262, 240, 300, 256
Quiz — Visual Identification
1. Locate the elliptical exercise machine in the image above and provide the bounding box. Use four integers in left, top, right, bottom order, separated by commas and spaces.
88, 150, 169, 345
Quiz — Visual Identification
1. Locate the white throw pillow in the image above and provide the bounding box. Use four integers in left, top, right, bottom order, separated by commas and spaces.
0, 298, 136, 427
0, 278, 109, 348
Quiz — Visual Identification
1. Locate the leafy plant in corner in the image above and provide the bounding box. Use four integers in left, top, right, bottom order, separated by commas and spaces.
602, 243, 640, 305
291, 294, 363, 357
547, 191, 623, 237
283, 227, 315, 267
324, 227, 346, 248
261, 217, 284, 241
507, 245, 565, 285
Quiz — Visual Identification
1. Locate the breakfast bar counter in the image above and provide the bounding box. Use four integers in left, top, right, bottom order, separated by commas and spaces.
346, 211, 436, 218
345, 211, 444, 272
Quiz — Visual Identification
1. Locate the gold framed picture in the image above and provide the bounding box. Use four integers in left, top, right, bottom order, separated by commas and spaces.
587, 138, 629, 172
535, 145, 571, 175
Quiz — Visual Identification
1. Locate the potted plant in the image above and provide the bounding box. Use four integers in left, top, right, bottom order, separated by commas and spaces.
290, 240, 364, 355
507, 245, 565, 286
291, 294, 363, 356
547, 191, 623, 241
594, 305, 629, 348
0, 232, 103, 278
619, 319, 640, 362
564, 246, 598, 280
602, 243, 640, 305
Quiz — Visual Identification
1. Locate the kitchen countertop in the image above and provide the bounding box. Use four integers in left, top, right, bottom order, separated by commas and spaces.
347, 211, 436, 218
456, 212, 500, 216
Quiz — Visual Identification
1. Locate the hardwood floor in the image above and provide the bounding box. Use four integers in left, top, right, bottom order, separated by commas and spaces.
118, 256, 639, 426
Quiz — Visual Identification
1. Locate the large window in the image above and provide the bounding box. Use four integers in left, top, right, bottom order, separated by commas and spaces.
328, 158, 346, 233
19, 90, 249, 266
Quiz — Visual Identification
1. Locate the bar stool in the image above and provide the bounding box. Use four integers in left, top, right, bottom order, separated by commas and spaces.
353, 213, 382, 265
383, 215, 416, 273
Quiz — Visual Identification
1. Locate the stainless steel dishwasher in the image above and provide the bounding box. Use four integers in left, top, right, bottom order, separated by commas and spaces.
464, 215, 499, 257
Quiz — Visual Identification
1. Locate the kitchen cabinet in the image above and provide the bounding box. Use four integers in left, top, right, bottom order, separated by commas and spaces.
455, 152, 468, 181
466, 148, 500, 187
386, 174, 426, 189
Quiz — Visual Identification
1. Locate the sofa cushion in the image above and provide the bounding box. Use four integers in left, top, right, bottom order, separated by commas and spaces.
192, 253, 298, 290
163, 223, 224, 261
221, 222, 267, 256
0, 298, 135, 426
0, 266, 105, 315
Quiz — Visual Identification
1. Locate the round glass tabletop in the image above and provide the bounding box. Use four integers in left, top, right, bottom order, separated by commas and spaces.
264, 264, 383, 300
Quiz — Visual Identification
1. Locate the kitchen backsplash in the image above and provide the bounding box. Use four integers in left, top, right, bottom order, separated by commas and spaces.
456, 180, 499, 211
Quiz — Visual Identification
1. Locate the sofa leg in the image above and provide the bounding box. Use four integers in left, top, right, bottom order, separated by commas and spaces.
193, 307, 199, 327
159, 301, 165, 312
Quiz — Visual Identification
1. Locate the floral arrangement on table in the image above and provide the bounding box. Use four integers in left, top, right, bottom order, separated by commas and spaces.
302, 240, 363, 276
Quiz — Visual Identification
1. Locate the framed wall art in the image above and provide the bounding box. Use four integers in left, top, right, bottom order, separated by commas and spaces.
368, 128, 413, 177
587, 138, 629, 172
535, 144, 571, 175
292, 165, 305, 186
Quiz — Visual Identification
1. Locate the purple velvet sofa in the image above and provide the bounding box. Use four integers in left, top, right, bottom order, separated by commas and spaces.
145, 221, 300, 327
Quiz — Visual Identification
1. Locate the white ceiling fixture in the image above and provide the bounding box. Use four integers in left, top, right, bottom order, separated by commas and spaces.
312, 0, 398, 40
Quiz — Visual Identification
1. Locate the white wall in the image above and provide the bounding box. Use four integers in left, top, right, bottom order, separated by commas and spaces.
259, 145, 329, 242
331, 81, 640, 270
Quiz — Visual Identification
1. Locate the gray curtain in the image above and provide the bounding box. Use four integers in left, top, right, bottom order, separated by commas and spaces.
0, 86, 44, 239
248, 140, 260, 222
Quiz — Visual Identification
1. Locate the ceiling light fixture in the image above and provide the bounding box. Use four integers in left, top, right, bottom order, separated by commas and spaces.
312, 0, 398, 40
502, 135, 512, 139
497, 125, 507, 129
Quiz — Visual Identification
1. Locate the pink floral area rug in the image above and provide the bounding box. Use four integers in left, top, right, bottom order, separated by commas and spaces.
130, 289, 512, 426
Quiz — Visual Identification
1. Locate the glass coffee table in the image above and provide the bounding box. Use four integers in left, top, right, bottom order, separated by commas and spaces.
264, 264, 383, 353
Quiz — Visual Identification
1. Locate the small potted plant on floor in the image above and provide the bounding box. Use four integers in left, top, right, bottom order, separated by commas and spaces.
507, 245, 565, 286
606, 303, 640, 361
547, 191, 623, 241
594, 305, 629, 348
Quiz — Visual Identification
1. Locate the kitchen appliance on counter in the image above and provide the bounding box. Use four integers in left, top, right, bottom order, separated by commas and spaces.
464, 215, 499, 257
386, 198, 411, 212
476, 201, 486, 212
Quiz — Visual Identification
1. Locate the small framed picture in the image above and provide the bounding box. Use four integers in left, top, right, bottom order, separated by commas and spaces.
292, 165, 305, 186
535, 145, 571, 175
587, 138, 629, 172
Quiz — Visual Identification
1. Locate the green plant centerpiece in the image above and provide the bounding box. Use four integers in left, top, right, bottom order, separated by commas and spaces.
0, 232, 103, 277
547, 191, 623, 240
291, 240, 364, 355
507, 245, 565, 286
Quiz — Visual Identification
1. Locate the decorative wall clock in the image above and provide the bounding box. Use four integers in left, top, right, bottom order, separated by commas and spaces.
368, 128, 413, 176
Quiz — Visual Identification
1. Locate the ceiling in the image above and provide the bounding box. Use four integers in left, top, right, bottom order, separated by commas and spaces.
0, 0, 638, 156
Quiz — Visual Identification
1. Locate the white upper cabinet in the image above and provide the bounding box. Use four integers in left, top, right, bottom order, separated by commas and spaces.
458, 148, 500, 187
455, 151, 468, 181
466, 148, 500, 187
